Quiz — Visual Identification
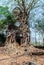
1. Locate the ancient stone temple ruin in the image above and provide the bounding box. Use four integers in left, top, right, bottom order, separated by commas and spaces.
6, 21, 30, 46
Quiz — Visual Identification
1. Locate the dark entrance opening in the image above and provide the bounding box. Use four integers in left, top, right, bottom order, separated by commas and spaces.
0, 33, 6, 47
24, 62, 36, 65
15, 32, 23, 46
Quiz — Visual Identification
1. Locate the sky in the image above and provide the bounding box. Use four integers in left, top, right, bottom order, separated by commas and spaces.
0, 0, 44, 44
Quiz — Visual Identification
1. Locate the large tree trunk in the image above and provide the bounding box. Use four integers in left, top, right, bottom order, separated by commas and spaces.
14, 7, 31, 45
6, 2, 31, 45
19, 20, 30, 45
6, 21, 30, 46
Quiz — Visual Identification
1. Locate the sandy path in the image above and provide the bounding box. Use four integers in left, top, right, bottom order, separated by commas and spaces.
0, 45, 44, 65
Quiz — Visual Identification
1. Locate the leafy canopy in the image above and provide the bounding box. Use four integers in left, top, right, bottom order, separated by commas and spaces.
0, 6, 15, 29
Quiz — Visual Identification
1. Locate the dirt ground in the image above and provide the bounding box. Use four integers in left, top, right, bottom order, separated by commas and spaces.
0, 43, 44, 65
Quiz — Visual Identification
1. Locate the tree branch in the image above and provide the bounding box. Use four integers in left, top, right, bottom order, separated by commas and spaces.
22, 0, 26, 13
27, 0, 38, 17
15, 0, 23, 10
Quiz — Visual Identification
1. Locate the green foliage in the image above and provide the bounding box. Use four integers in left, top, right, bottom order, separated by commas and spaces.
0, 20, 7, 29
0, 6, 8, 15
0, 6, 16, 29
0, 6, 9, 29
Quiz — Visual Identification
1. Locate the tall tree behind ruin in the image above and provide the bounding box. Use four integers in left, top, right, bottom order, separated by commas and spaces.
12, 0, 39, 44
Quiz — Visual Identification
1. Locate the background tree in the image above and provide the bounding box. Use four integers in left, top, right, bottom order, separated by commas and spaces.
35, 19, 44, 46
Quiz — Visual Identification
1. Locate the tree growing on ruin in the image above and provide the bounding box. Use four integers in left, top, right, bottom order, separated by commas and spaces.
12, 0, 39, 44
